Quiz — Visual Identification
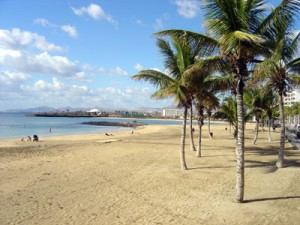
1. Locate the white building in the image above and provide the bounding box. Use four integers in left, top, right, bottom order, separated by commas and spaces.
284, 88, 300, 106
162, 109, 185, 118
87, 109, 102, 115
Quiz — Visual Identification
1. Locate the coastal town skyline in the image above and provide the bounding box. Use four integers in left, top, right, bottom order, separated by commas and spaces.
0, 0, 298, 111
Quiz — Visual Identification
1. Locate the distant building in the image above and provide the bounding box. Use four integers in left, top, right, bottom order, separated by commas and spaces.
87, 109, 102, 115
162, 108, 185, 118
284, 88, 300, 106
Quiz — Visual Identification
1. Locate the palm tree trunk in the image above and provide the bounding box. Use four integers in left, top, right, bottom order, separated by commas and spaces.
189, 107, 196, 151
253, 117, 259, 144
276, 94, 285, 168
208, 114, 212, 139
180, 106, 188, 170
268, 116, 272, 142
196, 105, 204, 157
235, 87, 245, 203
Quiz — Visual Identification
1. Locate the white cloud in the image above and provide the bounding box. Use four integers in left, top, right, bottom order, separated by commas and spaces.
135, 19, 144, 26
82, 64, 94, 71
34, 18, 78, 39
0, 28, 64, 52
21, 77, 76, 92
99, 67, 106, 73
16, 77, 152, 109
0, 49, 21, 60
0, 72, 169, 110
0, 49, 84, 79
174, 0, 199, 18
71, 3, 118, 29
153, 19, 164, 30
93, 86, 155, 109
33, 18, 53, 27
61, 25, 78, 38
134, 63, 143, 71
153, 14, 170, 30
0, 28, 87, 80
112, 66, 128, 76
70, 72, 91, 82
0, 70, 30, 87
98, 66, 128, 76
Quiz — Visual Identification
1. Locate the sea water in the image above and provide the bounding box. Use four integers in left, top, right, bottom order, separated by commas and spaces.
0, 113, 183, 140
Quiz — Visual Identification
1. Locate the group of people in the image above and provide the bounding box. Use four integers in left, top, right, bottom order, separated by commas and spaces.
21, 135, 39, 142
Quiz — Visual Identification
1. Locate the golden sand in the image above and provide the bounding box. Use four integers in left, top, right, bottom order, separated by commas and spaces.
0, 123, 300, 225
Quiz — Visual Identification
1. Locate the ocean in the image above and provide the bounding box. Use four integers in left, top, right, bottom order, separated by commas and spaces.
0, 113, 183, 140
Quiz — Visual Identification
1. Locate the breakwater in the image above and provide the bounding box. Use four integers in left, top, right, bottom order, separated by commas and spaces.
81, 121, 147, 128
32, 112, 109, 117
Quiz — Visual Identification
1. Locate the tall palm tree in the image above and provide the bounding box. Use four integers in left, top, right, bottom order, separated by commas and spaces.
182, 57, 218, 157
156, 0, 299, 202
132, 36, 204, 170
252, 9, 300, 168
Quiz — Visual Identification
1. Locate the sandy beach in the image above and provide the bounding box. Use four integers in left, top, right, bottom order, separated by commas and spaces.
1, 123, 300, 225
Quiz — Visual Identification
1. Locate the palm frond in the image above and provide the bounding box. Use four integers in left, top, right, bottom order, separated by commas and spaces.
284, 31, 300, 62
286, 57, 300, 74
258, 0, 300, 36
156, 39, 181, 79
155, 29, 218, 55
220, 31, 264, 53
132, 70, 177, 87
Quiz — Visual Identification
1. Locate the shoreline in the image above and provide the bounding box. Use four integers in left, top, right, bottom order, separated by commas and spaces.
0, 113, 228, 141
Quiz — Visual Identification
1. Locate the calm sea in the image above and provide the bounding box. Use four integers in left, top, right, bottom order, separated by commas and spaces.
0, 113, 183, 140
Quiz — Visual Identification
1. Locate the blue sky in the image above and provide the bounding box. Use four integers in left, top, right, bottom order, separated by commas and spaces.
0, 0, 297, 111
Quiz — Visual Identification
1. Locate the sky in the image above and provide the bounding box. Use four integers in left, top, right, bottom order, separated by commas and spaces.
0, 0, 297, 111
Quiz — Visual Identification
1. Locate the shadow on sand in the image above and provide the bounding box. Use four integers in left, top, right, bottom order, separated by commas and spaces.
244, 195, 300, 203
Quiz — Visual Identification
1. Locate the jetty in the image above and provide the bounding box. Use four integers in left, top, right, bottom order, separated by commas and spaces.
81, 121, 146, 128
32, 112, 109, 117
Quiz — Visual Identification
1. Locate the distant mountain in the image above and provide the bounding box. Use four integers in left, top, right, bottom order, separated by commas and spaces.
163, 104, 180, 109
2, 105, 167, 113
4, 106, 56, 113
131, 106, 163, 112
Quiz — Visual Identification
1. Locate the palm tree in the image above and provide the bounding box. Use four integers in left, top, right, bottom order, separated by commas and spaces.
244, 88, 278, 144
244, 88, 264, 144
205, 96, 220, 139
214, 97, 239, 138
189, 106, 196, 151
156, 0, 299, 202
195, 97, 205, 157
252, 8, 300, 168
260, 89, 278, 141
132, 36, 204, 170
214, 97, 252, 140
182, 57, 218, 157
195, 93, 219, 157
